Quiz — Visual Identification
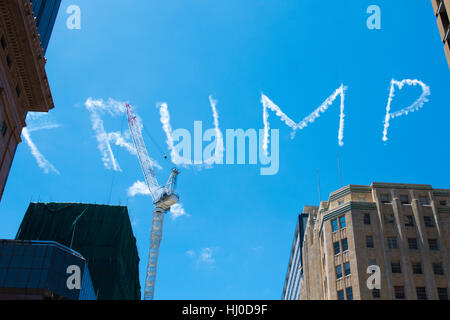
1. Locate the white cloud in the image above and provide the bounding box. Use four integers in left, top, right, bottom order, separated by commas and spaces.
22, 127, 60, 175
27, 123, 61, 132
85, 98, 125, 171
128, 180, 189, 220
26, 112, 62, 133
85, 97, 125, 116
186, 249, 195, 257
261, 84, 347, 154
252, 246, 264, 254
85, 98, 161, 172
128, 180, 151, 197
169, 203, 189, 220
203, 96, 224, 166
158, 99, 225, 169
382, 79, 431, 142
23, 113, 60, 175
108, 131, 137, 155
199, 248, 215, 264
187, 248, 216, 265
261, 94, 297, 155
157, 102, 187, 165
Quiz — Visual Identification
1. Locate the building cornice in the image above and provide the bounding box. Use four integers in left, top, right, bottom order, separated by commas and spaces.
433, 189, 450, 197
371, 182, 432, 191
0, 0, 54, 113
438, 207, 450, 214
329, 185, 372, 202
319, 201, 377, 235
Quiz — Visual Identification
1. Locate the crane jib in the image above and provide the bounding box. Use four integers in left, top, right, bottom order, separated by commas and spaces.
125, 103, 180, 300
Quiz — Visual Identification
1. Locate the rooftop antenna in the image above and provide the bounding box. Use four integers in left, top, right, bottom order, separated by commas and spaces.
337, 152, 343, 188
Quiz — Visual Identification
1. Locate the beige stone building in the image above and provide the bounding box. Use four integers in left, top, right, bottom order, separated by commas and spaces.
296, 183, 450, 300
0, 0, 54, 200
431, 0, 450, 69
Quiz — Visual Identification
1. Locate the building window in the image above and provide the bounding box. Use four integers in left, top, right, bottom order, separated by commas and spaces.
419, 196, 430, 205
437, 0, 450, 32
400, 195, 410, 205
429, 239, 439, 251
394, 286, 405, 299
344, 262, 351, 276
339, 216, 346, 229
341, 238, 348, 252
384, 214, 395, 224
0, 36, 6, 50
412, 262, 423, 274
346, 287, 353, 300
372, 289, 381, 298
408, 238, 418, 250
387, 237, 398, 249
437, 288, 448, 300
331, 219, 339, 232
391, 261, 402, 274
1, 121, 6, 137
337, 289, 345, 300
423, 216, 434, 228
333, 242, 340, 255
359, 197, 366, 202
440, 200, 447, 206
433, 262, 444, 275
15, 84, 21, 97
338, 200, 344, 206
366, 236, 374, 248
364, 213, 371, 225
381, 193, 390, 204
336, 265, 343, 279
405, 215, 414, 227
416, 287, 427, 300
6, 54, 12, 68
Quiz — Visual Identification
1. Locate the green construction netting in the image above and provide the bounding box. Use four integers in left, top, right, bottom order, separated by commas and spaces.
15, 203, 141, 300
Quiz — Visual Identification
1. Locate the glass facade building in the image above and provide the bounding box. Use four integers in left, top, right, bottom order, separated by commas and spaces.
282, 212, 310, 300
30, 0, 62, 54
16, 203, 141, 300
0, 240, 96, 300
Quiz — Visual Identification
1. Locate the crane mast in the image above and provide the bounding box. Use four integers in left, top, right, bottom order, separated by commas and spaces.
126, 103, 179, 300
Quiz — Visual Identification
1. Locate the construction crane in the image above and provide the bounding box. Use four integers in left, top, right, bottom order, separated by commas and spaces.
126, 103, 180, 300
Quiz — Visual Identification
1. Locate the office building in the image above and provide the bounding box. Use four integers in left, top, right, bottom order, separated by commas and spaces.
282, 212, 309, 300
0, 0, 55, 201
289, 183, 450, 300
30, 0, 61, 54
431, 0, 450, 69
0, 240, 96, 300
16, 203, 142, 300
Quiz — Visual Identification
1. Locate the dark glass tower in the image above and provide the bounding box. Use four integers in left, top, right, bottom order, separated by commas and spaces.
16, 203, 141, 300
0, 240, 97, 300
30, 0, 62, 54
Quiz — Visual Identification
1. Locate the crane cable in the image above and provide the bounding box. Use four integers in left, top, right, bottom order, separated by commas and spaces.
108, 112, 171, 205
142, 125, 170, 163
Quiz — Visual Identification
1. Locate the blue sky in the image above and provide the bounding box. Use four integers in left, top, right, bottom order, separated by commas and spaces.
1, 0, 449, 300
